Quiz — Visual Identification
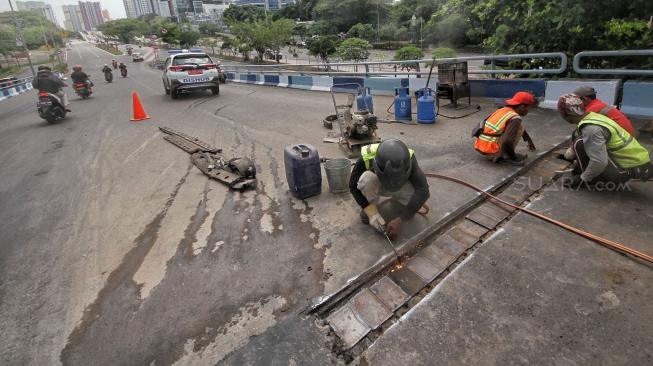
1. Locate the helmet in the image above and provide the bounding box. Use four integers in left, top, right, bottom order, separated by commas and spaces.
73, 64, 82, 71
373, 139, 412, 192
38, 65, 51, 71
104, 64, 108, 67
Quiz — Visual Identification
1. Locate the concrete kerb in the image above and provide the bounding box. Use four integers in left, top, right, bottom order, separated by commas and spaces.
621, 81, 653, 118
308, 139, 569, 317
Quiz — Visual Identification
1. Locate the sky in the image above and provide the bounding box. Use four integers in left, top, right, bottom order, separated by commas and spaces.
0, 0, 127, 27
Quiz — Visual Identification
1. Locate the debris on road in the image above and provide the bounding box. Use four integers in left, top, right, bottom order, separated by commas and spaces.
160, 127, 257, 190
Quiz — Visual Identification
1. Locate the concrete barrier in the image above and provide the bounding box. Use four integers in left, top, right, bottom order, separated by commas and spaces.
288, 75, 312, 90
621, 81, 653, 118
311, 76, 333, 91
541, 80, 620, 109
364, 78, 408, 96
471, 79, 546, 100
0, 79, 33, 102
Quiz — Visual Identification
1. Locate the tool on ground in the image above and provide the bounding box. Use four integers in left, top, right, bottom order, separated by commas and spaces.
130, 91, 150, 121
384, 232, 403, 265
323, 84, 380, 158
160, 127, 256, 190
424, 172, 653, 265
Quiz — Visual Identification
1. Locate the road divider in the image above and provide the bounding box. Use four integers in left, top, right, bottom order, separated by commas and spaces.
0, 78, 33, 102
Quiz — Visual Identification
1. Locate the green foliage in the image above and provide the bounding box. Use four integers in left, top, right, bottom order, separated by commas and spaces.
308, 20, 338, 36
432, 47, 456, 59
230, 19, 294, 62
178, 31, 201, 47
307, 35, 338, 63
224, 5, 266, 24
199, 22, 222, 37
428, 13, 468, 48
600, 19, 653, 49
394, 45, 423, 70
313, 0, 386, 32
337, 37, 371, 61
348, 23, 375, 42
0, 11, 63, 51
99, 19, 148, 44
53, 63, 68, 73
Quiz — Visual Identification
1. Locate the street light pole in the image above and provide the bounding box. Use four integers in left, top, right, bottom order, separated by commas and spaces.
8, 0, 36, 76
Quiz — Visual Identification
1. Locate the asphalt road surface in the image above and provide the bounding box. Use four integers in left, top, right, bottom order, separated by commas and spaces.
0, 41, 345, 366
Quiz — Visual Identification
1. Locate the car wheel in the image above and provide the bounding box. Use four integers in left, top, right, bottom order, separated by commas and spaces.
171, 89, 179, 99
164, 83, 170, 95
211, 86, 219, 96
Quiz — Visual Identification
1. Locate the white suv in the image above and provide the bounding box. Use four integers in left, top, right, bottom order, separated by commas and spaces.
162, 50, 222, 99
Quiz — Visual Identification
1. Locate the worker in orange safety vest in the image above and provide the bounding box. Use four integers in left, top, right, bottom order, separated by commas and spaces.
473, 91, 538, 166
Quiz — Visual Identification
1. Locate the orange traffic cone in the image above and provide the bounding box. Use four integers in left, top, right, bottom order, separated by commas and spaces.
130, 91, 150, 121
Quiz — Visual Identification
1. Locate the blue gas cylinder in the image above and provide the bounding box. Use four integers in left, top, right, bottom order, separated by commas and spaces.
394, 87, 411, 121
417, 88, 436, 124
356, 87, 374, 113
284, 144, 322, 199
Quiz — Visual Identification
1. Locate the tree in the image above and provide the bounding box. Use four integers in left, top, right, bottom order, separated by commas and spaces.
199, 22, 221, 37
313, 0, 383, 32
268, 19, 295, 63
337, 37, 371, 62
201, 37, 218, 54
178, 31, 201, 47
394, 45, 423, 70
99, 18, 148, 44
307, 35, 338, 64
231, 19, 294, 63
432, 47, 456, 59
223, 5, 266, 23
347, 23, 375, 42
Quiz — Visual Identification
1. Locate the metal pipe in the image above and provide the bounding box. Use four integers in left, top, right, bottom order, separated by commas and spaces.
573, 50, 653, 76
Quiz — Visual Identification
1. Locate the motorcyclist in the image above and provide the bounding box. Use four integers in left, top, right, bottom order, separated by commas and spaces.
111, 59, 118, 69
118, 62, 127, 76
32, 65, 70, 112
70, 64, 93, 93
102, 64, 112, 74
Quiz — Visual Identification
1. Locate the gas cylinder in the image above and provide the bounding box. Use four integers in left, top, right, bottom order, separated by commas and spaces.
356, 87, 374, 113
416, 88, 436, 124
394, 87, 411, 121
284, 144, 322, 199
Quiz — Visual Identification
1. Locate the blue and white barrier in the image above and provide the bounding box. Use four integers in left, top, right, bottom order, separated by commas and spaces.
540, 80, 620, 109
621, 81, 653, 118
224, 73, 652, 119
0, 79, 33, 102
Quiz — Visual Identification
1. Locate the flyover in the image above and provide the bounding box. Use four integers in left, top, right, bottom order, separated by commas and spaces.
1, 41, 652, 366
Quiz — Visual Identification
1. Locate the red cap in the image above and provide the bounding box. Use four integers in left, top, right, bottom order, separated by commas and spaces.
505, 91, 537, 106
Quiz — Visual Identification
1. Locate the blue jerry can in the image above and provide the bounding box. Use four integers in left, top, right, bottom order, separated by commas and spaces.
394, 87, 411, 121
284, 144, 322, 199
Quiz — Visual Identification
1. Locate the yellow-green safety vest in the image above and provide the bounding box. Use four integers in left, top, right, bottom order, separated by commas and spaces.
362, 143, 415, 170
578, 112, 651, 169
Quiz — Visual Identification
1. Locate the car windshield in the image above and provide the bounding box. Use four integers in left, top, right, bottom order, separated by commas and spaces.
173, 55, 211, 66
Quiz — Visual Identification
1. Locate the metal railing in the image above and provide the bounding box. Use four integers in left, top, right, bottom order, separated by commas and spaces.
573, 50, 653, 76
221, 52, 568, 78
0, 76, 33, 90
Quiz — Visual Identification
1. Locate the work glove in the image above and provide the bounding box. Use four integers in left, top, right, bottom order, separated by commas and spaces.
363, 204, 385, 233
385, 218, 402, 240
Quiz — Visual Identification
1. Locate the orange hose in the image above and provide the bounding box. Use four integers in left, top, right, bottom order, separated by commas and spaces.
425, 173, 653, 264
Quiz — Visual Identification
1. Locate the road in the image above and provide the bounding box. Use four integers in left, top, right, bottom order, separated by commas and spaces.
3, 41, 651, 366
0, 40, 340, 366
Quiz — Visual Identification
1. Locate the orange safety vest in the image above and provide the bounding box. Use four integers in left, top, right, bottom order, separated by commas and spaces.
474, 107, 519, 154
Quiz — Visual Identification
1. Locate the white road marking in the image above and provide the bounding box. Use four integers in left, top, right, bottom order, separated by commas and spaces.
124, 132, 161, 163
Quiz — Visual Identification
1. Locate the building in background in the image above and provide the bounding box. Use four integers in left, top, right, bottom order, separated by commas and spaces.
123, 0, 179, 18
15, 1, 58, 25
232, 0, 293, 11
78, 1, 104, 31
122, 0, 137, 18
62, 4, 85, 33
101, 9, 111, 22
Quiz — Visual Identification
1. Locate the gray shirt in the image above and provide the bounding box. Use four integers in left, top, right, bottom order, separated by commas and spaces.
579, 124, 610, 182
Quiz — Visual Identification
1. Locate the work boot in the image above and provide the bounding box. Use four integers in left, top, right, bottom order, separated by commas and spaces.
498, 154, 526, 166
360, 209, 369, 224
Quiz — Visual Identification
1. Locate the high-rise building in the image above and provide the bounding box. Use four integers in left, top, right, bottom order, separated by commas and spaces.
232, 0, 292, 11
15, 1, 57, 25
101, 9, 111, 22
123, 0, 137, 18
78, 2, 104, 30
62, 5, 85, 33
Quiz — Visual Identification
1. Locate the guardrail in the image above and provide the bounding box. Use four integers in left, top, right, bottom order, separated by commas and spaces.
573, 50, 653, 76
0, 76, 33, 90
221, 52, 568, 78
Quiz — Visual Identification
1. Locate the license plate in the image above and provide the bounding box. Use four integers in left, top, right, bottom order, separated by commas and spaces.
187, 69, 203, 75
182, 77, 210, 83
39, 100, 52, 106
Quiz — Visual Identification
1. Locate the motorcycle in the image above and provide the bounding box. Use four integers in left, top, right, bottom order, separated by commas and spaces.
37, 92, 67, 124
120, 68, 127, 77
74, 82, 91, 99
104, 70, 113, 83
